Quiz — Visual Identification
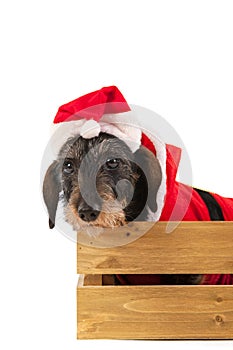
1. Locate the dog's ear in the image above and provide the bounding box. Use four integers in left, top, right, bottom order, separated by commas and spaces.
134, 146, 162, 212
43, 161, 61, 229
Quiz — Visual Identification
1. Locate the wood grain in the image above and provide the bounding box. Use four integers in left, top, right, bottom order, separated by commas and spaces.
83, 274, 102, 286
77, 284, 233, 339
77, 221, 233, 274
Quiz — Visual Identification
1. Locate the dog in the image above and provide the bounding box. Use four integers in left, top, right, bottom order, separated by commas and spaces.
43, 132, 161, 229
43, 131, 216, 285
43, 85, 233, 286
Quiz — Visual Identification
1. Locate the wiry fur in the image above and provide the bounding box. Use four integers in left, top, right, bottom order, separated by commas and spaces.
43, 132, 202, 285
43, 132, 162, 230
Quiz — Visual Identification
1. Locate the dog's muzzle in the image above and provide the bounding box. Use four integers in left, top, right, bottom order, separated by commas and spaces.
78, 203, 100, 222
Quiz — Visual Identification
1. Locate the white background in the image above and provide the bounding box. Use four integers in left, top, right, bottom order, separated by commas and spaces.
1, 1, 233, 349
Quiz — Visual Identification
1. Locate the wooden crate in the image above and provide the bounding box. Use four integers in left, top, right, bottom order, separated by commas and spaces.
77, 222, 233, 339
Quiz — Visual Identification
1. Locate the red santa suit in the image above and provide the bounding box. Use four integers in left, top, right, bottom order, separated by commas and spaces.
119, 135, 233, 285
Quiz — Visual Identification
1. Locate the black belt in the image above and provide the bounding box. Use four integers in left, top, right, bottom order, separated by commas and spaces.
194, 188, 224, 221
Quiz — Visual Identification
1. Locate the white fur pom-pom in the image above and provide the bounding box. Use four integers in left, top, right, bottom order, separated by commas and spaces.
80, 120, 101, 139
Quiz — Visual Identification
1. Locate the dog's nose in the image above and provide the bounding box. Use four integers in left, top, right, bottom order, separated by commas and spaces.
78, 207, 99, 222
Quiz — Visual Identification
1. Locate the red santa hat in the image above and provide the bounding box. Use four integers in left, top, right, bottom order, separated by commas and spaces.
52, 85, 158, 155
51, 85, 168, 222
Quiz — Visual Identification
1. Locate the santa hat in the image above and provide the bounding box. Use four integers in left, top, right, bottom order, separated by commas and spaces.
51, 85, 167, 222
53, 86, 159, 154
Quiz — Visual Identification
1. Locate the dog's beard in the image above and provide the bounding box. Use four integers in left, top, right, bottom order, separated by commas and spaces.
64, 188, 127, 232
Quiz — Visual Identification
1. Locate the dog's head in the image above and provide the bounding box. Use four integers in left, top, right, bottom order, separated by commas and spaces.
43, 132, 162, 230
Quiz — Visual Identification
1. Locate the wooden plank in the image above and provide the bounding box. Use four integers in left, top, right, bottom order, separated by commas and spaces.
77, 222, 233, 274
77, 285, 233, 339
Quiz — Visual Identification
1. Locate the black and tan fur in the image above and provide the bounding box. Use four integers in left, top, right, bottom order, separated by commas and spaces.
43, 132, 222, 285
43, 132, 161, 230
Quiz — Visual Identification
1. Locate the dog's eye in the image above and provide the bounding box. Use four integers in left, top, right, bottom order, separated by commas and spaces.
105, 158, 120, 169
63, 160, 74, 174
